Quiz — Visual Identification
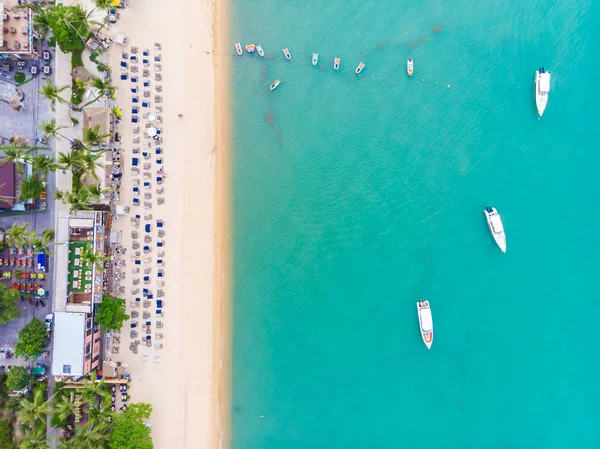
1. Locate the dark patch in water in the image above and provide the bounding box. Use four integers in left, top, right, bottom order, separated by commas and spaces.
410, 42, 417, 48
419, 36, 427, 41
433, 26, 441, 32
276, 130, 282, 147
234, 406, 241, 413
265, 113, 273, 126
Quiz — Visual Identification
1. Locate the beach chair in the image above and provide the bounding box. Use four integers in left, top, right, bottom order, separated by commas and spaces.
143, 311, 151, 319
145, 224, 152, 232
132, 107, 139, 114
143, 90, 150, 98
155, 147, 162, 154
142, 69, 149, 77
143, 80, 150, 87
130, 55, 137, 62
131, 87, 137, 93
158, 270, 164, 278
131, 76, 137, 83
133, 137, 140, 144
132, 266, 140, 274
157, 259, 164, 266
156, 157, 163, 164
155, 74, 162, 81
143, 49, 149, 56
154, 55, 161, 62
156, 85, 162, 92
120, 61, 127, 68
122, 51, 128, 59
155, 95, 162, 103
155, 64, 161, 72
132, 96, 139, 103
143, 58, 149, 66
130, 66, 138, 73
142, 101, 149, 108
157, 198, 164, 205
133, 127, 140, 134
120, 73, 128, 80
131, 116, 138, 123
133, 148, 140, 154
131, 47, 138, 54
154, 42, 161, 50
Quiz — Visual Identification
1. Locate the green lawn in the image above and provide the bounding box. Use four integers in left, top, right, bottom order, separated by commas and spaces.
67, 242, 93, 293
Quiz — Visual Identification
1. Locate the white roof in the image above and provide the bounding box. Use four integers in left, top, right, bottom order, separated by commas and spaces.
51, 312, 86, 377
69, 217, 94, 229
539, 73, 550, 93
420, 308, 432, 331
490, 213, 504, 234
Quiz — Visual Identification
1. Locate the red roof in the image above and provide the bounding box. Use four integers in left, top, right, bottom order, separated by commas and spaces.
0, 161, 16, 208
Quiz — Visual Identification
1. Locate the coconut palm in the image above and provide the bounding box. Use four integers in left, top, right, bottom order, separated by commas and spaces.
38, 80, 69, 111
20, 434, 50, 449
53, 391, 80, 422
94, 0, 114, 12
32, 7, 52, 39
69, 421, 110, 449
19, 177, 44, 202
38, 118, 73, 144
17, 389, 52, 431
82, 76, 116, 107
86, 397, 114, 427
0, 144, 36, 173
5, 223, 30, 246
83, 124, 112, 148
24, 234, 58, 255
55, 189, 95, 213
31, 153, 58, 177
80, 245, 109, 271
58, 151, 82, 173
77, 148, 108, 179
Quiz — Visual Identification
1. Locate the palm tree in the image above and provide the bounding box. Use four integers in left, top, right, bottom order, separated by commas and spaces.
31, 153, 58, 177
83, 124, 112, 147
20, 434, 50, 449
86, 398, 114, 428
0, 144, 35, 174
24, 235, 58, 255
38, 80, 69, 111
53, 391, 80, 422
32, 7, 52, 39
58, 151, 82, 173
69, 422, 109, 449
17, 389, 52, 431
82, 76, 116, 107
94, 0, 114, 12
5, 223, 29, 246
19, 177, 44, 202
38, 118, 73, 144
80, 245, 109, 271
55, 189, 94, 213
77, 148, 108, 179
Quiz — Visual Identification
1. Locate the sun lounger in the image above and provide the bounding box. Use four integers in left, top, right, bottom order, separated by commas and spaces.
143, 311, 150, 319
131, 47, 138, 54
120, 61, 127, 68
132, 107, 139, 113
132, 96, 139, 103
143, 49, 149, 56
158, 270, 164, 278
132, 157, 139, 166
142, 101, 149, 108
131, 87, 137, 93
154, 43, 161, 50
130, 322, 137, 328
143, 59, 149, 65
122, 51, 128, 59
130, 55, 137, 61
155, 74, 162, 81
143, 90, 150, 98
156, 310, 163, 317
156, 85, 162, 92
121, 73, 128, 80
131, 76, 137, 83
143, 69, 149, 77
154, 55, 161, 61
130, 66, 138, 73
131, 116, 138, 123
143, 80, 150, 87
133, 137, 140, 144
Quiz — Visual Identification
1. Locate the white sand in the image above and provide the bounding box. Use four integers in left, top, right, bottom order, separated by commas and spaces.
106, 0, 227, 447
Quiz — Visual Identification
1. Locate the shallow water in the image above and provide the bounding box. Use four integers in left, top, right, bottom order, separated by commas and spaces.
230, 0, 600, 447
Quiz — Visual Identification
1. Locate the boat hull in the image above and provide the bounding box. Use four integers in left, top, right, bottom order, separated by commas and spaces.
334, 58, 340, 71
407, 59, 413, 76
535, 70, 550, 117
256, 45, 265, 57
282, 48, 291, 60
270, 79, 280, 91
234, 43, 242, 56
245, 44, 255, 54
312, 53, 319, 66
355, 63, 365, 75
484, 207, 506, 252
417, 300, 433, 349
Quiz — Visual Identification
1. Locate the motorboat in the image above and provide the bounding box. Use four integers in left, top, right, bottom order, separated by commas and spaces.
355, 62, 365, 75
245, 44, 256, 54
484, 206, 506, 252
282, 48, 291, 60
333, 57, 340, 71
535, 67, 550, 117
234, 43, 242, 56
417, 300, 433, 349
312, 53, 319, 66
256, 44, 265, 58
407, 59, 414, 76
270, 79, 281, 91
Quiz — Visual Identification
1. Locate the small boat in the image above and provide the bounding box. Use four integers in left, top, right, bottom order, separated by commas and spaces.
333, 57, 340, 71
484, 206, 506, 253
417, 300, 433, 349
245, 44, 256, 54
312, 53, 319, 66
355, 62, 365, 75
535, 67, 550, 117
234, 43, 242, 56
256, 44, 265, 58
407, 59, 414, 76
282, 48, 291, 60
270, 79, 281, 91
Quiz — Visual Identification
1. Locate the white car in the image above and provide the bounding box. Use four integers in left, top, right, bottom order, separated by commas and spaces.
44, 314, 53, 332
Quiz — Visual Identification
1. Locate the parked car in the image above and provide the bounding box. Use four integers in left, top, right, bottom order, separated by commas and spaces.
44, 314, 53, 331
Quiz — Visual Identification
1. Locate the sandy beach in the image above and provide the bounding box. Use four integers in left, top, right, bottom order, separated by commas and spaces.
104, 0, 230, 447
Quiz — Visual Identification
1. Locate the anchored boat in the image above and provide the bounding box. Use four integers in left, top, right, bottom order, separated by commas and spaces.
245, 44, 256, 54
484, 206, 506, 253
282, 48, 291, 60
234, 43, 242, 56
333, 57, 340, 71
312, 53, 319, 66
417, 300, 433, 349
407, 59, 414, 76
535, 67, 550, 117
355, 62, 365, 75
270, 79, 281, 91
256, 44, 265, 58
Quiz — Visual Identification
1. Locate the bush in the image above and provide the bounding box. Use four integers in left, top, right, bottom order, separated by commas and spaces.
89, 51, 99, 63
14, 72, 26, 83
0, 284, 20, 325
71, 49, 84, 69
14, 318, 48, 360
5, 367, 30, 391
0, 419, 12, 449
97, 63, 108, 72
70, 117, 79, 126
96, 296, 129, 331
71, 85, 85, 105
47, 36, 56, 47
112, 107, 123, 119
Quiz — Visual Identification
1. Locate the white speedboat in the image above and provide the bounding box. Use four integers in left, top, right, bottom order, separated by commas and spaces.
234, 43, 242, 56
535, 67, 550, 117
417, 300, 433, 349
282, 48, 291, 60
407, 59, 414, 76
256, 44, 265, 58
484, 206, 506, 252
269, 79, 281, 91
355, 62, 365, 75
245, 44, 256, 54
333, 57, 340, 71
312, 53, 319, 66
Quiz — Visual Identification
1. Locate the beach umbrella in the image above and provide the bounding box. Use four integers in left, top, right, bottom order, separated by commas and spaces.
146, 127, 157, 137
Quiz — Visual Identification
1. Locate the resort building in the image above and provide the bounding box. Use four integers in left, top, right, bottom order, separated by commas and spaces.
51, 312, 103, 379
0, 3, 35, 58
54, 211, 113, 314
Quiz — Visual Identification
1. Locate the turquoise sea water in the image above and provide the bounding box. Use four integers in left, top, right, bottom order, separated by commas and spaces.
230, 0, 600, 447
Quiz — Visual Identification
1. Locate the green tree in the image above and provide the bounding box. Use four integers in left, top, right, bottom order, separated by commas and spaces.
83, 124, 112, 147
38, 80, 70, 111
5, 223, 29, 246
57, 151, 81, 173
23, 235, 57, 256
30, 153, 58, 177
46, 4, 93, 53
77, 148, 108, 179
80, 246, 109, 271
0, 144, 36, 174
94, 0, 114, 12
19, 433, 49, 449
0, 418, 13, 449
55, 188, 99, 213
109, 403, 153, 449
38, 118, 73, 144
0, 283, 21, 324
19, 177, 44, 202
82, 76, 116, 107
95, 296, 129, 331
14, 318, 48, 360
5, 367, 30, 391
52, 391, 79, 423
17, 389, 51, 434
32, 6, 53, 39
70, 421, 110, 449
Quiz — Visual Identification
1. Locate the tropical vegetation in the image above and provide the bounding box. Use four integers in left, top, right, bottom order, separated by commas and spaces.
0, 283, 20, 324
14, 318, 48, 360
95, 296, 129, 331
5, 367, 31, 391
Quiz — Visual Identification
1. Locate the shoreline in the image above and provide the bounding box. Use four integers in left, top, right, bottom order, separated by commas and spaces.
211, 0, 232, 446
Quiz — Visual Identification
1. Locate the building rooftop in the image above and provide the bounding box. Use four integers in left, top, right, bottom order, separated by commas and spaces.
0, 3, 34, 56
0, 160, 15, 208
51, 312, 86, 377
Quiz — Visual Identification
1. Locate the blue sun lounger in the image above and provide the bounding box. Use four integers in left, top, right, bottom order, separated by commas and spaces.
143, 276, 149, 282
131, 87, 137, 93
157, 300, 163, 308
145, 224, 151, 232
133, 187, 139, 193
130, 55, 138, 61
120, 61, 127, 68
120, 73, 128, 80
157, 241, 163, 247
158, 271, 163, 278
132, 107, 138, 113
130, 323, 137, 328
146, 321, 152, 326
155, 147, 162, 154
131, 76, 137, 83
133, 198, 139, 205
156, 220, 163, 227
132, 96, 139, 103
143, 81, 150, 87
132, 158, 139, 166
143, 50, 149, 56
135, 259, 141, 265
142, 101, 149, 108
156, 158, 163, 164
131, 116, 138, 123
143, 246, 150, 252
143, 59, 149, 64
